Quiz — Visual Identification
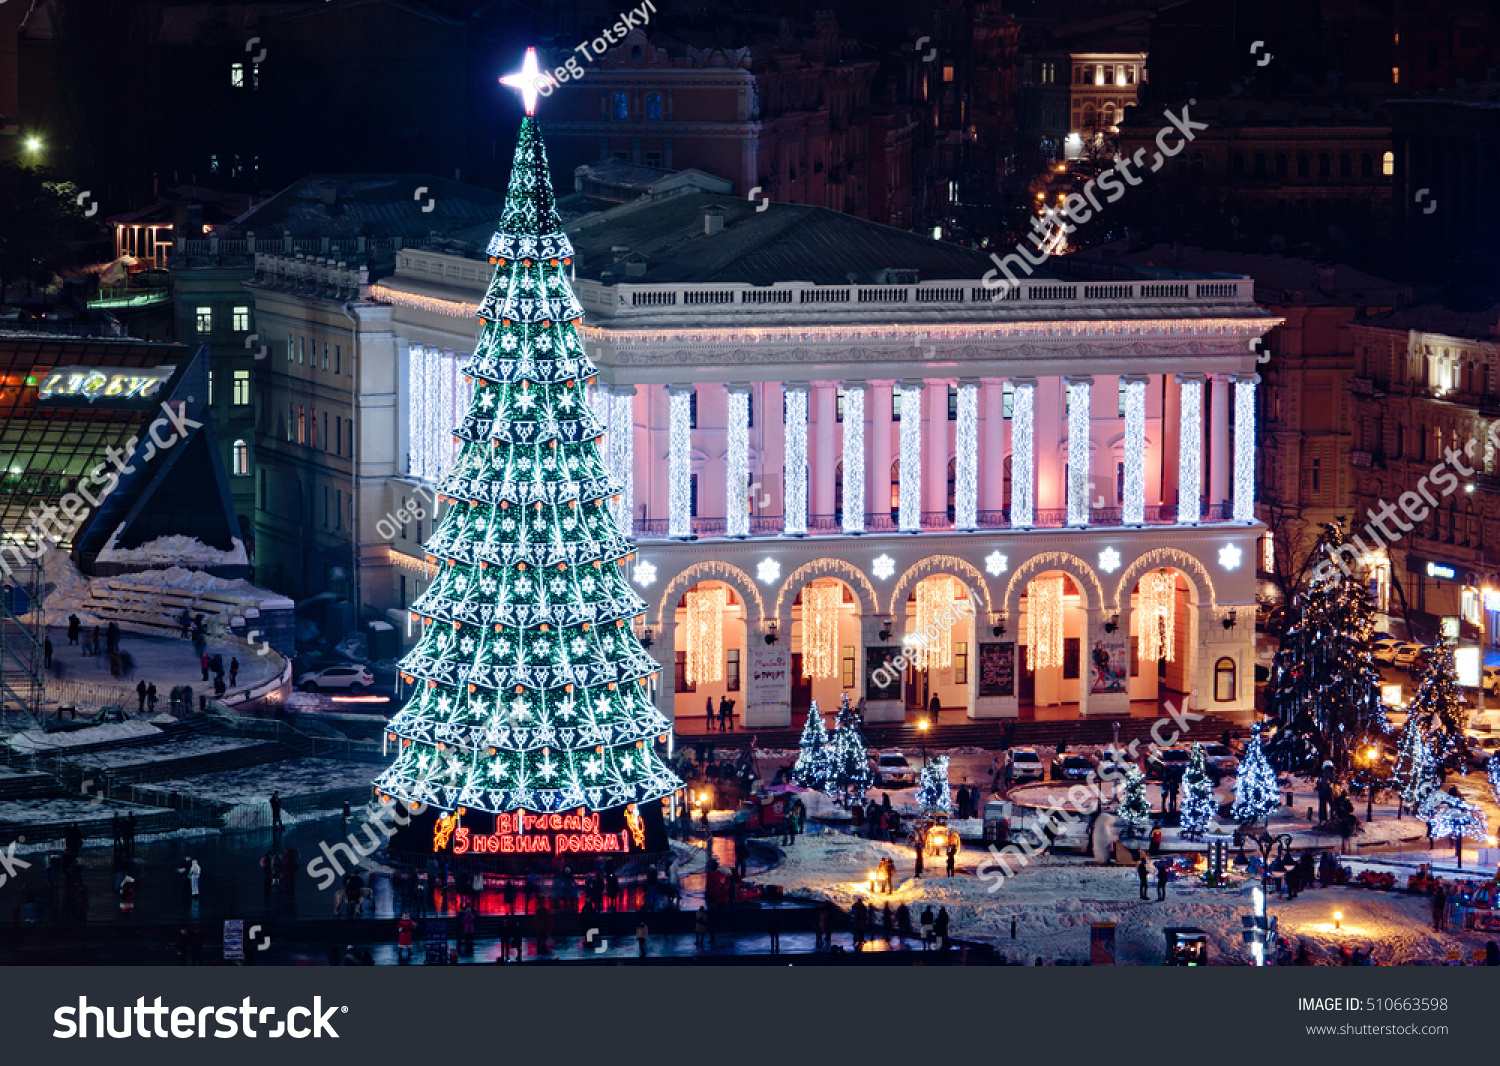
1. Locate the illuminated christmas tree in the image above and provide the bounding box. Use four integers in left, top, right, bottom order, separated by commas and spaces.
828, 694, 873, 802
916, 754, 954, 813
375, 53, 681, 851
1178, 743, 1216, 840
1419, 787, 1487, 865
1395, 725, 1439, 815
1404, 641, 1471, 773
793, 700, 834, 790
1231, 726, 1280, 827
1115, 765, 1152, 838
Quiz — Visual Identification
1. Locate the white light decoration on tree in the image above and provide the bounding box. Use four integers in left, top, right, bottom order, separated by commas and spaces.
1138, 569, 1176, 663
898, 381, 923, 532
668, 386, 694, 537
408, 344, 473, 483
725, 386, 750, 537
756, 557, 781, 584
1010, 379, 1035, 526
984, 551, 1008, 577
872, 554, 896, 580
610, 388, 634, 533
1098, 547, 1121, 574
911, 576, 955, 671
1122, 375, 1147, 524
1026, 576, 1065, 670
1176, 374, 1203, 523
1419, 789, 1488, 844
1066, 377, 1092, 526
801, 581, 842, 679
1219, 544, 1243, 570
784, 384, 808, 535
1233, 373, 1258, 522
841, 383, 866, 533
955, 380, 979, 530
684, 585, 725, 686
633, 560, 658, 587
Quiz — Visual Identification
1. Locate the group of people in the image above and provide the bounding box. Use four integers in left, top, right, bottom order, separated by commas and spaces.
849, 793, 901, 842
840, 899, 952, 951
706, 695, 737, 732
134, 680, 160, 715
64, 615, 133, 676
199, 650, 239, 697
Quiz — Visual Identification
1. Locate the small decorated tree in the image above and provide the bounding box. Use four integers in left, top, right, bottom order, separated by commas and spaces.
793, 700, 833, 790
1404, 642, 1471, 773
1488, 752, 1500, 808
1419, 787, 1488, 867
828, 695, 872, 803
1178, 743, 1217, 840
1396, 727, 1440, 816
1116, 765, 1152, 838
1232, 726, 1280, 827
916, 754, 954, 813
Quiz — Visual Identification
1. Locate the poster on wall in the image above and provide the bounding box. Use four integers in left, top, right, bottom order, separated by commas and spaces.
1090, 637, 1128, 694
865, 647, 902, 700
749, 646, 791, 713
978, 642, 1014, 698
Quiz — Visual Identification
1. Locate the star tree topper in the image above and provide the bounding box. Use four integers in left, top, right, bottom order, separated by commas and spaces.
500, 47, 556, 115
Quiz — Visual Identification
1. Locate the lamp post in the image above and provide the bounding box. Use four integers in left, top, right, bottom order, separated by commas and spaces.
1362, 746, 1378, 823
918, 718, 930, 771
1251, 831, 1293, 966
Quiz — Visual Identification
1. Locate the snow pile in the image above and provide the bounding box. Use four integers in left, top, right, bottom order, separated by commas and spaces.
96, 529, 249, 567
53, 734, 260, 769
6, 720, 162, 753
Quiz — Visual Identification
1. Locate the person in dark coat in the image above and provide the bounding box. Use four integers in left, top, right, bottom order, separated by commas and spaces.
928, 694, 941, 718
44, 636, 53, 669
136, 680, 147, 713
945, 839, 957, 877
935, 906, 950, 948
269, 790, 283, 830
146, 683, 157, 713
1137, 857, 1150, 900
1286, 856, 1301, 899
67, 615, 81, 645
914, 842, 924, 879
1433, 886, 1447, 931
229, 658, 239, 686
1156, 860, 1169, 901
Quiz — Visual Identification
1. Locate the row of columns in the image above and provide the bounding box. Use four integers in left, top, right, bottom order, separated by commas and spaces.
595, 373, 1259, 535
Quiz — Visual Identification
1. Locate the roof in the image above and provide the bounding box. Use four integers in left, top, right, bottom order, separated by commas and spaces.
1357, 303, 1500, 343
212, 173, 506, 241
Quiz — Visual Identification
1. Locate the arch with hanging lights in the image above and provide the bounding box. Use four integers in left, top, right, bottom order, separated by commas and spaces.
886, 554, 995, 619
773, 557, 882, 621
999, 551, 1105, 617
653, 560, 766, 631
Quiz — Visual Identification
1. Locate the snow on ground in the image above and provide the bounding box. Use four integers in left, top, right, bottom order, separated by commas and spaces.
5, 720, 161, 753
0, 796, 170, 826
150, 759, 376, 806
52, 735, 261, 769
95, 530, 248, 566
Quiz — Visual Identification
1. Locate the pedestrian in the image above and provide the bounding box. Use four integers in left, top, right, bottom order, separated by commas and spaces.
945, 839, 957, 878
213, 673, 226, 698
459, 903, 476, 956
635, 919, 649, 957
920, 905, 935, 950
1137, 856, 1149, 900
694, 907, 708, 949
146, 683, 157, 713
112, 814, 123, 853
229, 657, 239, 686
200, 651, 210, 681
1433, 886, 1447, 931
136, 679, 147, 713
68, 614, 80, 645
767, 907, 781, 954
118, 873, 136, 916
106, 621, 120, 654
705, 695, 713, 724
44, 636, 53, 669
270, 790, 283, 829
179, 609, 191, 638
734, 834, 749, 878
935, 906, 950, 949
928, 693, 941, 718
914, 841, 924, 879
1156, 859, 1169, 901
396, 912, 416, 963
815, 904, 829, 950
185, 857, 202, 897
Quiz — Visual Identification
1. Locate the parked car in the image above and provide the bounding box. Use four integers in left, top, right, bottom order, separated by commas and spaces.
1261, 607, 1288, 636
1093, 747, 1136, 779
1146, 747, 1192, 781
1468, 735, 1500, 771
1007, 748, 1045, 784
298, 664, 374, 692
1200, 742, 1239, 781
1369, 638, 1403, 664
1392, 643, 1427, 671
871, 751, 917, 788
1051, 753, 1094, 781
1480, 666, 1500, 696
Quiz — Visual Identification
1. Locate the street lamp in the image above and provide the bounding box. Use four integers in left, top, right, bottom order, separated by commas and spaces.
918, 718, 930, 771
1250, 831, 1293, 966
23, 135, 42, 155
1362, 746, 1378, 823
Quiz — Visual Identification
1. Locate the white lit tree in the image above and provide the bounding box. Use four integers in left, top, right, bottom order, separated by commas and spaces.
1404, 641, 1471, 773
828, 695, 873, 803
1116, 765, 1152, 838
1395, 724, 1440, 816
1419, 787, 1488, 865
1178, 743, 1217, 840
1232, 726, 1280, 827
793, 700, 833, 791
916, 754, 954, 813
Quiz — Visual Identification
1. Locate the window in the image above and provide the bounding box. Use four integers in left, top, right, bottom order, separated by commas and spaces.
1296, 153, 1309, 179
285, 402, 293, 442
688, 391, 698, 428
646, 92, 662, 120
232, 369, 250, 406
1339, 153, 1352, 178
1116, 461, 1124, 503
287, 333, 294, 362
1003, 381, 1014, 419
1311, 456, 1321, 493
1117, 379, 1127, 416
1382, 151, 1394, 176
335, 489, 342, 530
674, 650, 695, 692
322, 342, 329, 371
310, 407, 317, 449
689, 474, 698, 517
195, 306, 212, 335
1129, 636, 1140, 676
1214, 657, 1236, 702
1041, 61, 1055, 83
298, 337, 305, 364
892, 390, 902, 422
1063, 637, 1081, 679
947, 385, 958, 420
297, 405, 306, 445
612, 92, 629, 119
321, 410, 328, 452
726, 648, 741, 691
232, 306, 250, 332
1275, 153, 1288, 179
1362, 153, 1374, 178
643, 150, 662, 167
334, 344, 341, 374
1392, 66, 1400, 84
942, 65, 955, 83
953, 642, 968, 685
1318, 153, 1331, 179
746, 391, 754, 427
232, 439, 249, 476
335, 416, 342, 457
842, 646, 856, 688
208, 371, 213, 406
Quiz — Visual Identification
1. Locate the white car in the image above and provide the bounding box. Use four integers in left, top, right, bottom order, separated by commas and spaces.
299, 664, 375, 692
1392, 643, 1426, 671
1370, 638, 1402, 664
1481, 666, 1500, 696
1007, 748, 1045, 783
1201, 742, 1239, 780
872, 752, 917, 788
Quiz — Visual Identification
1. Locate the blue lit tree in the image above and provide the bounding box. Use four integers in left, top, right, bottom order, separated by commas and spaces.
1178, 743, 1217, 840
1116, 765, 1152, 838
916, 754, 954, 813
1232, 726, 1280, 827
793, 700, 833, 791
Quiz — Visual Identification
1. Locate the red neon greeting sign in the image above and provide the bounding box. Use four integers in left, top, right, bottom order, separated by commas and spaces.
446, 810, 630, 856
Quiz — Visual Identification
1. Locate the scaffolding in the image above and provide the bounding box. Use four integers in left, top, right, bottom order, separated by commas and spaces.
0, 562, 45, 727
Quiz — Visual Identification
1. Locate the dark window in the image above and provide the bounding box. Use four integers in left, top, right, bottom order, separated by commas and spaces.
947, 385, 958, 420
1063, 637, 1081, 679
689, 474, 698, 517
646, 92, 662, 119
1129, 635, 1139, 676
688, 391, 697, 428
675, 650, 695, 692
727, 649, 741, 691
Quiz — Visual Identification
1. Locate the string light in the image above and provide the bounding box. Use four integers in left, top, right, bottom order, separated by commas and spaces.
389, 549, 440, 577
1123, 375, 1146, 524
1066, 377, 1091, 526
1026, 576, 1064, 670
955, 380, 978, 530
610, 388, 634, 533
668, 386, 693, 538
784, 384, 809, 535
1010, 379, 1034, 526
1177, 374, 1203, 523
1233, 374, 1258, 522
684, 585, 726, 686
899, 381, 922, 532
726, 386, 750, 537
912, 576, 955, 671
1139, 569, 1176, 663
841, 383, 866, 533
801, 581, 841, 678
371, 285, 474, 318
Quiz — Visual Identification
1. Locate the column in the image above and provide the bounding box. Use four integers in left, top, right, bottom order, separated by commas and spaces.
868, 381, 893, 528
841, 381, 867, 533
1064, 375, 1092, 526
1035, 376, 1063, 512
667, 384, 694, 538
607, 384, 636, 534
1121, 374, 1149, 525
812, 383, 838, 523
1175, 373, 1205, 524
1010, 377, 1035, 526
724, 383, 751, 537
898, 379, 924, 532
1232, 373, 1259, 522
955, 378, 979, 529
782, 382, 809, 535
980, 379, 1006, 517
925, 379, 948, 521
1209, 373, 1230, 514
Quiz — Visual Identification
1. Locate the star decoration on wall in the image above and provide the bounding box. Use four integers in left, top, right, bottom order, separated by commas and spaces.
756, 558, 781, 584
984, 551, 1008, 577
872, 554, 896, 581
1219, 544, 1243, 570
633, 560, 658, 587
1098, 547, 1121, 574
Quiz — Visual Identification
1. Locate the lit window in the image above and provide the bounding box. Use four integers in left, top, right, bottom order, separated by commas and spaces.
1117, 379, 1127, 416
195, 306, 212, 334
1003, 382, 1014, 419
232, 439, 250, 476
947, 384, 958, 420
612, 92, 629, 119
208, 371, 213, 405
298, 337, 305, 364
230, 62, 245, 89
232, 306, 250, 332
1382, 151, 1394, 176
942, 65, 954, 83
232, 369, 250, 406
836, 388, 845, 423
1392, 66, 1400, 84
1214, 657, 1237, 702
842, 646, 856, 688
954, 642, 968, 685
892, 390, 902, 422
646, 92, 662, 120
298, 405, 306, 445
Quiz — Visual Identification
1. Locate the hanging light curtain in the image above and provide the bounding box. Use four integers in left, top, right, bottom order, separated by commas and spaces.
801, 581, 841, 679
1026, 576, 1065, 670
684, 585, 726, 686
911, 576, 955, 671
1139, 570, 1177, 663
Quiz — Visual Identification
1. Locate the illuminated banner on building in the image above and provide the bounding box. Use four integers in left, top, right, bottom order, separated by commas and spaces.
36, 365, 175, 405
441, 809, 633, 855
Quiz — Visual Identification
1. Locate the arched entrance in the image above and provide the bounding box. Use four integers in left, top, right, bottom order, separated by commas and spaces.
670, 579, 749, 729
899, 574, 977, 721
788, 578, 862, 713
1017, 571, 1091, 713
1123, 567, 1199, 707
